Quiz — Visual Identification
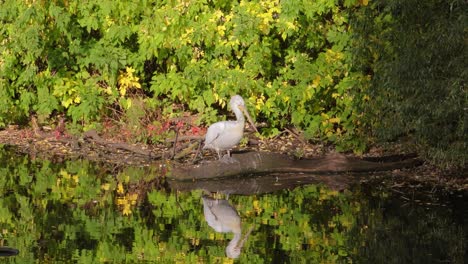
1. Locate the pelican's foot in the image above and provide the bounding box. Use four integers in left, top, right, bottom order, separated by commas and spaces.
220, 154, 238, 164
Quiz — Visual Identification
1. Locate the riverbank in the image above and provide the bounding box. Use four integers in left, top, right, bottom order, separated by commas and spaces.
0, 124, 466, 191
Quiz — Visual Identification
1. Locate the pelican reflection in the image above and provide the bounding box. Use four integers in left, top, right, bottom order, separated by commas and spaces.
202, 195, 253, 259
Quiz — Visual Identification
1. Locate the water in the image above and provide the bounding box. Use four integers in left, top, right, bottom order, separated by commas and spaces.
0, 146, 466, 263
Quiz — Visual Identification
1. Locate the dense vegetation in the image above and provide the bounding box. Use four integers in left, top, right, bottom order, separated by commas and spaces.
352, 0, 466, 168
0, 0, 465, 168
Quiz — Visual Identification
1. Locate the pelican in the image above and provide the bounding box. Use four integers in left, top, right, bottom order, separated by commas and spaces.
203, 95, 258, 161
202, 195, 253, 259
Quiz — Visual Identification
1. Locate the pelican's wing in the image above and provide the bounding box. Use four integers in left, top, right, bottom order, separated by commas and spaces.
203, 197, 224, 232
207, 200, 241, 231
204, 121, 226, 147
202, 197, 219, 220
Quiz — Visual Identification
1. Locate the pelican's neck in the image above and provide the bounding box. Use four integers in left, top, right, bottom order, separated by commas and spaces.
232, 106, 245, 123
226, 232, 242, 258
226, 226, 254, 259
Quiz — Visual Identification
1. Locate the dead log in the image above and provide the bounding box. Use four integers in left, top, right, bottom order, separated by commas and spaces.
83, 130, 157, 158
169, 151, 422, 181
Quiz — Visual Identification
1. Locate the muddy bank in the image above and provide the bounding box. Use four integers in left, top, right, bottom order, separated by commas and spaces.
0, 125, 466, 191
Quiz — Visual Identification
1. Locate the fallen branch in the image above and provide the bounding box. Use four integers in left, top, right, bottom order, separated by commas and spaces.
83, 130, 157, 158
174, 142, 199, 160
166, 135, 204, 142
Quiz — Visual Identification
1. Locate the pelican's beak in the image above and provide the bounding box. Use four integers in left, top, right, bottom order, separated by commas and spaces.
239, 105, 258, 133
237, 225, 254, 249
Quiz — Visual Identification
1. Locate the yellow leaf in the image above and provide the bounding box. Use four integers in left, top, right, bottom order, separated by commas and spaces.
101, 183, 110, 191
120, 87, 127, 97
117, 182, 124, 195
255, 97, 264, 110
253, 200, 259, 210
116, 197, 125, 205
286, 21, 296, 30
217, 25, 226, 36
281, 32, 287, 40
60, 170, 70, 178
62, 98, 73, 108
312, 75, 321, 88
105, 87, 113, 95
122, 203, 132, 216
222, 258, 234, 264
329, 117, 340, 124
126, 67, 135, 74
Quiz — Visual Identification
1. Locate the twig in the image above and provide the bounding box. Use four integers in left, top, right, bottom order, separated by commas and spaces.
271, 130, 287, 140
171, 128, 180, 160
166, 135, 204, 142
191, 140, 202, 164
83, 130, 158, 158
284, 127, 307, 145
174, 142, 199, 160
175, 190, 185, 215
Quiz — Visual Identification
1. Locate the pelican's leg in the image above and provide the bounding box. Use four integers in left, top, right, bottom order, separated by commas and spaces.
221, 150, 238, 163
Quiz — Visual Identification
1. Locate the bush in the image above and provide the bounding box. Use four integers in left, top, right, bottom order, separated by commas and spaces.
0, 0, 369, 152
352, 0, 467, 168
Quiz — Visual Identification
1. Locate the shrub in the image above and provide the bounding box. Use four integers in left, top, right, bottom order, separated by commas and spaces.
0, 0, 369, 153
352, 0, 466, 168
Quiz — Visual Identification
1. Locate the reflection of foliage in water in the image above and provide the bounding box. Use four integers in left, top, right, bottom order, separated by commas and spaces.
0, 146, 465, 263
148, 186, 357, 263
0, 147, 358, 263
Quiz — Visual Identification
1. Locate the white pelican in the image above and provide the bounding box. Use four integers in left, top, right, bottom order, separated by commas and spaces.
203, 95, 258, 161
202, 195, 253, 259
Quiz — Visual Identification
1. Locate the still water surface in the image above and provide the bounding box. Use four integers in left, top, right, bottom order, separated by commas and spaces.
0, 146, 466, 263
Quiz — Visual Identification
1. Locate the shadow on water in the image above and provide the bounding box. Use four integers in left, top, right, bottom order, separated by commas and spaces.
0, 247, 19, 257
169, 172, 354, 195
349, 181, 467, 264
0, 145, 466, 263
